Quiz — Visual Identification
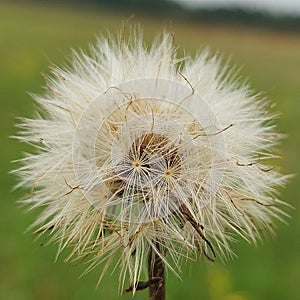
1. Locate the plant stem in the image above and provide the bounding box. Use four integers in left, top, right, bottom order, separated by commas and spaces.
148, 246, 165, 300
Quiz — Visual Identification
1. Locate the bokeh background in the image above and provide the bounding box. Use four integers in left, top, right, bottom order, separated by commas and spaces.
1, 1, 300, 299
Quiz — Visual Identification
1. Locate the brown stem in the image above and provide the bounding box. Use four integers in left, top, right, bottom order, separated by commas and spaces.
148, 246, 165, 300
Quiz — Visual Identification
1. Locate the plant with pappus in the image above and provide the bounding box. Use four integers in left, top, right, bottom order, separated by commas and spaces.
13, 27, 290, 300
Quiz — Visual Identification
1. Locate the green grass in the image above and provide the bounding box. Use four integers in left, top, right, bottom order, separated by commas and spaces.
1, 1, 300, 299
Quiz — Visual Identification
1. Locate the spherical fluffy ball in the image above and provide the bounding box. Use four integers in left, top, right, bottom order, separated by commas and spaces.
14, 29, 288, 289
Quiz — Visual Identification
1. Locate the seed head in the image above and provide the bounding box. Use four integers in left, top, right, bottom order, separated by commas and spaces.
14, 28, 289, 290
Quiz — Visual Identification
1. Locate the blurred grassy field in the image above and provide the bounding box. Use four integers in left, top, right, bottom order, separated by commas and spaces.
1, 1, 300, 300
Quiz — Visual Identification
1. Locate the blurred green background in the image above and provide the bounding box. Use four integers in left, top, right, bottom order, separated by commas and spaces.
1, 1, 300, 299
